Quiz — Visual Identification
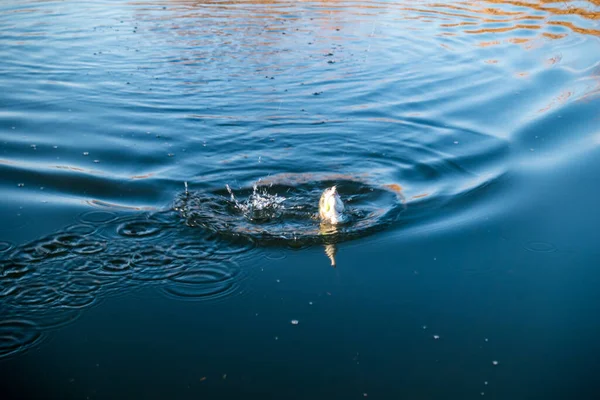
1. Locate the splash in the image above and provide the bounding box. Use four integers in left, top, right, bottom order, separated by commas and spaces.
226, 182, 286, 223
177, 178, 405, 246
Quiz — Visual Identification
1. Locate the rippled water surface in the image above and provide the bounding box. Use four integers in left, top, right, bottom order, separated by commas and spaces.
1, 0, 600, 398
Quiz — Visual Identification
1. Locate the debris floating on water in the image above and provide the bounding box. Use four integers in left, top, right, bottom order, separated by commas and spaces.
291, 320, 299, 325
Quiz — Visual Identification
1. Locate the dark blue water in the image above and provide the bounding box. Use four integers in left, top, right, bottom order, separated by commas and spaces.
1, 0, 600, 398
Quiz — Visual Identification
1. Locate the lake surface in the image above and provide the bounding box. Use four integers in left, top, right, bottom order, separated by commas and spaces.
1, 0, 600, 398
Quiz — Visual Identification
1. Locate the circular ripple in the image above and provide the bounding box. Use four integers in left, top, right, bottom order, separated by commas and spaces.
169, 241, 214, 260
53, 233, 85, 248
129, 246, 182, 281
28, 307, 82, 330
161, 260, 240, 301
0, 241, 13, 253
524, 241, 557, 253
59, 293, 97, 309
211, 237, 257, 260
65, 224, 96, 236
13, 284, 61, 307
265, 249, 287, 260
117, 221, 161, 237
0, 261, 32, 280
72, 240, 107, 255
94, 256, 133, 276
0, 319, 42, 359
64, 258, 101, 273
79, 210, 119, 224
114, 216, 175, 240
62, 277, 101, 295
11, 240, 71, 263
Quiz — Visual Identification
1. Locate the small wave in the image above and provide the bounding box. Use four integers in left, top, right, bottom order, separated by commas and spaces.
0, 319, 42, 359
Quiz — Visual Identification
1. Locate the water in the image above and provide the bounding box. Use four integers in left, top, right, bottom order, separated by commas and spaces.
1, 0, 600, 398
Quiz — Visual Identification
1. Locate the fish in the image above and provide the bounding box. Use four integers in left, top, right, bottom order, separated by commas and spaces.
319, 186, 346, 225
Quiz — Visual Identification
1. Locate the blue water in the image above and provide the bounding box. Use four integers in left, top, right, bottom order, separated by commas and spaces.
1, 0, 600, 398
